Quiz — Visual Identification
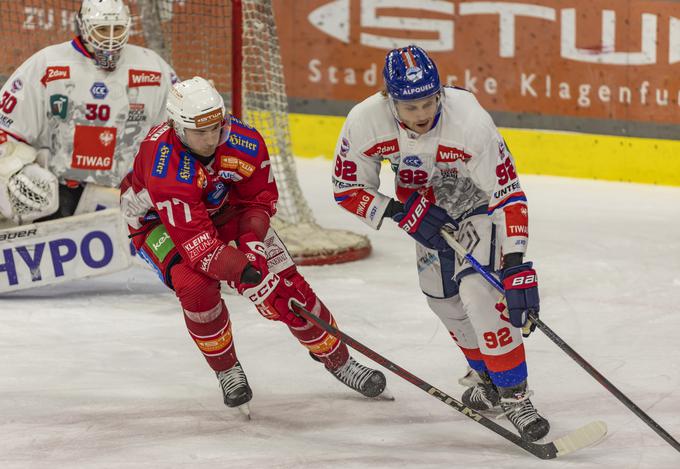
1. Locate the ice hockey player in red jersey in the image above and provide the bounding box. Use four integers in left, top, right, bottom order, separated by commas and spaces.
0, 0, 177, 225
120, 76, 387, 414
332, 45, 549, 441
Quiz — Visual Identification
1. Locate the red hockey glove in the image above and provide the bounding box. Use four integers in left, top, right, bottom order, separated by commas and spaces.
236, 233, 306, 327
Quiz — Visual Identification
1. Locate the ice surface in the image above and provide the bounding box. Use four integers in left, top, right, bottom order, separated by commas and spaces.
1, 159, 679, 468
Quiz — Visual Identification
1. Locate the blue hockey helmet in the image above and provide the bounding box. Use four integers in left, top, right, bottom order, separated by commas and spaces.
383, 45, 441, 101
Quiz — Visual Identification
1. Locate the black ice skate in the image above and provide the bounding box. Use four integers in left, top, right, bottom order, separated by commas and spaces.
329, 356, 387, 398
498, 382, 550, 442
216, 361, 253, 417
461, 371, 501, 411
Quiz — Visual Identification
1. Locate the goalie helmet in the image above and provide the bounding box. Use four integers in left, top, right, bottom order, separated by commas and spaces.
76, 0, 132, 71
383, 45, 441, 101
166, 76, 231, 146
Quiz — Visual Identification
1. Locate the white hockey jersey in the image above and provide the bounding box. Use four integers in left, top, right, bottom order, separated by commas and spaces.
0, 37, 177, 187
333, 87, 529, 256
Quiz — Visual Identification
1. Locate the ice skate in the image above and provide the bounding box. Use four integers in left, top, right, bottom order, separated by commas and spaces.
461, 370, 501, 411
329, 356, 388, 398
216, 361, 253, 419
498, 381, 550, 442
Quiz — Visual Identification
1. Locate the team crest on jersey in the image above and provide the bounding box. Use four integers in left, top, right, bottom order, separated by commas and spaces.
207, 182, 228, 206
436, 145, 471, 163
90, 82, 109, 99
71, 125, 116, 170
40, 66, 70, 86
11, 79, 23, 94
152, 143, 172, 178
228, 133, 259, 157
129, 69, 162, 87
127, 103, 146, 122
363, 139, 399, 158
49, 94, 69, 119
339, 137, 350, 157
176, 152, 195, 184
403, 155, 422, 168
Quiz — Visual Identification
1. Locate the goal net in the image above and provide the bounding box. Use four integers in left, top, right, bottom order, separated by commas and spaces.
0, 0, 371, 265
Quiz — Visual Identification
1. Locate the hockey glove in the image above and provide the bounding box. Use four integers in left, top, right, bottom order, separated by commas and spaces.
499, 262, 539, 336
236, 233, 306, 327
391, 192, 457, 252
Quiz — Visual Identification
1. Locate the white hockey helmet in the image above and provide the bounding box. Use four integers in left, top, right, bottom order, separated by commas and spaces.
76, 0, 132, 70
166, 76, 231, 146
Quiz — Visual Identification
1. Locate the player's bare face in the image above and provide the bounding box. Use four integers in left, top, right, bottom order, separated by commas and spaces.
185, 124, 221, 157
395, 95, 439, 135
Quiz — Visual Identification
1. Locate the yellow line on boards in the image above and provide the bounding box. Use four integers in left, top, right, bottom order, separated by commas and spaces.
288, 113, 680, 187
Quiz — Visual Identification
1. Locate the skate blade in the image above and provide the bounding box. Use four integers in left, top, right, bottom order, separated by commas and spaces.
235, 402, 251, 420
376, 386, 395, 401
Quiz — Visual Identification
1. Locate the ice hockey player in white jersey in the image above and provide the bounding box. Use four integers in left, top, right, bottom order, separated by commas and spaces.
0, 0, 177, 225
332, 45, 549, 442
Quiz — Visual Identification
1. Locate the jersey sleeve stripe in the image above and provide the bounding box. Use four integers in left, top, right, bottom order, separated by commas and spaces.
487, 192, 527, 214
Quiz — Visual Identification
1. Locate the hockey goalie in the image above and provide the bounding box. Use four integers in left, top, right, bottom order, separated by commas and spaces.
0, 0, 177, 293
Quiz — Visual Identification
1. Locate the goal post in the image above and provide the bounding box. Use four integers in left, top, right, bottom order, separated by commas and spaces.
0, 0, 371, 265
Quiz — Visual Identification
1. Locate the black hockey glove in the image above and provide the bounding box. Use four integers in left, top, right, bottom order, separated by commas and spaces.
390, 193, 457, 252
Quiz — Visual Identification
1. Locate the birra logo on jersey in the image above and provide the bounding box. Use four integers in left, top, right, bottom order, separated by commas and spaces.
228, 133, 259, 157
128, 69, 162, 87
90, 82, 108, 99
363, 139, 399, 158
71, 125, 116, 170
40, 66, 70, 86
176, 152, 195, 184
436, 145, 471, 163
152, 143, 172, 178
50, 94, 68, 119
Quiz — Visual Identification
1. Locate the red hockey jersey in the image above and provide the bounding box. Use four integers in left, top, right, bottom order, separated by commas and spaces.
120, 117, 277, 278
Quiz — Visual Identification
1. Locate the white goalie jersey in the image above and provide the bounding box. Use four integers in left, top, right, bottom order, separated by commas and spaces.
332, 87, 530, 257
0, 37, 177, 187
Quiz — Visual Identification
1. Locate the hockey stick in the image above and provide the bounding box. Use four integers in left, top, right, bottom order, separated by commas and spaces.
440, 227, 680, 453
291, 300, 606, 459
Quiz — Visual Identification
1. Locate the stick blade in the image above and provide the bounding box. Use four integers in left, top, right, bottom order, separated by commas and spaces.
551, 420, 608, 457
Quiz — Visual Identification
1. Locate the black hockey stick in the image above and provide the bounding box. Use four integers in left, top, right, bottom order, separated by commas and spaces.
292, 301, 606, 460
440, 228, 680, 453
